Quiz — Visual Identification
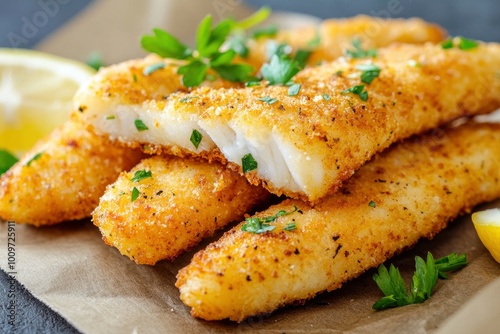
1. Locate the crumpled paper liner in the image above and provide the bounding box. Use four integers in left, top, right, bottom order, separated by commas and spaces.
1, 198, 499, 334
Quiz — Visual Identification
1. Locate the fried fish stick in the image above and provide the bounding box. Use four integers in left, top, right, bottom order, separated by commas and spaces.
176, 122, 500, 322
245, 15, 445, 69
0, 119, 144, 226
93, 155, 271, 265
75, 42, 500, 202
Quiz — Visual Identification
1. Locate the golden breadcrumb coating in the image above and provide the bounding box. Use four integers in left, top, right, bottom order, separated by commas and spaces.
176, 122, 500, 322
244, 15, 445, 69
0, 119, 144, 226
93, 155, 271, 265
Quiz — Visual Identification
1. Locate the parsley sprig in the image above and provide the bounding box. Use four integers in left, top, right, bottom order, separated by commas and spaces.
372, 252, 467, 310
141, 8, 271, 87
241, 205, 299, 234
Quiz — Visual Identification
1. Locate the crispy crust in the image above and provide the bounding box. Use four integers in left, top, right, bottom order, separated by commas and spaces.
0, 120, 144, 226
176, 122, 500, 322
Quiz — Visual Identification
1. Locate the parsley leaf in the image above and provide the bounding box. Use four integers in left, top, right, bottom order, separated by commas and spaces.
252, 25, 278, 39
241, 206, 299, 234
457, 37, 479, 50
26, 152, 43, 167
177, 60, 209, 87
356, 64, 381, 85
373, 252, 467, 311
131, 187, 140, 202
345, 38, 377, 59
369, 200, 376, 208
0, 149, 18, 175
288, 83, 301, 96
241, 218, 276, 234
441, 37, 479, 51
190, 129, 203, 149
134, 119, 149, 132
242, 153, 258, 173
130, 170, 152, 182
342, 84, 368, 101
141, 28, 191, 59
259, 96, 278, 104
212, 63, 254, 82
261, 54, 301, 85
283, 222, 297, 231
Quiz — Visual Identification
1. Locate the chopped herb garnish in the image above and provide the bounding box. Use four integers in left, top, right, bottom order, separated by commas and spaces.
261, 54, 301, 85
141, 8, 271, 87
241, 218, 276, 234
356, 64, 381, 84
341, 84, 368, 101
442, 37, 479, 51
457, 37, 479, 50
372, 252, 467, 311
226, 34, 249, 58
134, 119, 149, 132
245, 81, 261, 87
242, 153, 258, 173
180, 96, 198, 103
251, 24, 278, 39
26, 152, 43, 167
106, 115, 115, 120
322, 94, 331, 101
0, 149, 18, 175
130, 170, 152, 182
369, 200, 376, 208
143, 62, 165, 75
259, 96, 278, 104
335, 70, 343, 77
345, 38, 377, 59
132, 73, 138, 82
241, 206, 298, 234
288, 83, 301, 96
293, 49, 312, 69
190, 129, 203, 149
283, 222, 297, 231
131, 187, 140, 202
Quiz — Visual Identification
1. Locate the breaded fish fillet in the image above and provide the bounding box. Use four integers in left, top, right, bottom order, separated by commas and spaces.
0, 119, 144, 226
176, 121, 500, 322
93, 155, 271, 265
75, 42, 500, 202
245, 15, 445, 69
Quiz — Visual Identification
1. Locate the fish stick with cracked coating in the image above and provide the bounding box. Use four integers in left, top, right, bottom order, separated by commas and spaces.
72, 16, 445, 159
176, 121, 500, 322
244, 15, 445, 69
74, 42, 500, 202
0, 119, 144, 226
93, 155, 272, 265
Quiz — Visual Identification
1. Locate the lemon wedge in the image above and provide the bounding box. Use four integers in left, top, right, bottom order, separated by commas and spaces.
0, 48, 95, 153
472, 208, 500, 263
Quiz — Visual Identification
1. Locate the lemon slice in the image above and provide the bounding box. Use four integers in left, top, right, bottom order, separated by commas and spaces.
0, 48, 95, 153
472, 208, 500, 263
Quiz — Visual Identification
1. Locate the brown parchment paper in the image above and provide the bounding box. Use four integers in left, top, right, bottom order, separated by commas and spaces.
3, 1, 500, 332
1, 198, 500, 334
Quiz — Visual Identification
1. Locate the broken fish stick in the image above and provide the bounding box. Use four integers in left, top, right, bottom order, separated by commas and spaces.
176, 121, 500, 322
0, 119, 144, 226
76, 42, 500, 202
93, 155, 272, 265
